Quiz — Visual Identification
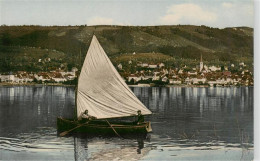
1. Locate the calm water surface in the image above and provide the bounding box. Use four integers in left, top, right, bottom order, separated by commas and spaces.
0, 86, 253, 161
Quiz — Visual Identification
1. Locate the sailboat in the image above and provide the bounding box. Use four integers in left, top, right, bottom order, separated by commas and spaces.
57, 35, 152, 136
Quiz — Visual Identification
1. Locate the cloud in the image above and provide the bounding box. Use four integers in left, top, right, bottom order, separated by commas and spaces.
222, 2, 234, 8
87, 17, 121, 26
159, 3, 217, 25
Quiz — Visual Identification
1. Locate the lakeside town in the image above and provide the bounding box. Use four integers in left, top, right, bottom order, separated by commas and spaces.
0, 54, 253, 87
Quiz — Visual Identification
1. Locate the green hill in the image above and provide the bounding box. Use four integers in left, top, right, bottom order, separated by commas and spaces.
0, 25, 253, 72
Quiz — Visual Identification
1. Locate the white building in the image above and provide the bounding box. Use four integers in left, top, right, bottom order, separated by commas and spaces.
226, 78, 233, 84
200, 54, 203, 72
137, 63, 149, 68
216, 78, 225, 85
71, 67, 78, 73
162, 76, 168, 82
192, 78, 207, 84
159, 63, 165, 68
208, 81, 217, 87
233, 79, 239, 85
169, 79, 182, 84
204, 65, 209, 71
141, 63, 149, 67
185, 77, 192, 85
171, 74, 177, 78
148, 64, 157, 69
34, 73, 51, 82
0, 75, 15, 82
118, 63, 123, 70
60, 71, 76, 77
178, 69, 183, 74
239, 62, 245, 67
128, 75, 142, 82
188, 71, 197, 75
153, 71, 160, 75
144, 76, 153, 80
152, 75, 160, 81
59, 67, 78, 78
46, 58, 51, 62
162, 69, 168, 74
14, 75, 34, 83
209, 66, 221, 72
52, 76, 66, 82
224, 66, 228, 71
65, 74, 76, 80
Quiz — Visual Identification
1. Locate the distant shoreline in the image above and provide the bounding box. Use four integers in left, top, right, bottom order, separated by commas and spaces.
0, 83, 75, 87
0, 83, 253, 88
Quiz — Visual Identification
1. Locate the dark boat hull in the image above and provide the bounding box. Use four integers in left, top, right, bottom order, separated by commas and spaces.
57, 117, 152, 136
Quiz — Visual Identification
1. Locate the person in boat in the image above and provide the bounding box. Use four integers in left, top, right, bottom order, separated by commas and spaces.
81, 110, 96, 122
135, 110, 144, 125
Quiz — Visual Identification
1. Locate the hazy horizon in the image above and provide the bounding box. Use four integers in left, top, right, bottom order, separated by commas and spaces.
0, 24, 253, 29
0, 0, 254, 28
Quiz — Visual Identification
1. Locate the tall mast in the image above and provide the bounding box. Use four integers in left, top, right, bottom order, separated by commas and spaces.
74, 48, 81, 120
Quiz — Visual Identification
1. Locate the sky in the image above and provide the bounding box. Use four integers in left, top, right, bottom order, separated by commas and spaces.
0, 0, 254, 28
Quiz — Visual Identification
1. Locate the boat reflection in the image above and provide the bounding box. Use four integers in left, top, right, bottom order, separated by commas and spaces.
72, 134, 150, 161
137, 139, 143, 154
74, 136, 88, 161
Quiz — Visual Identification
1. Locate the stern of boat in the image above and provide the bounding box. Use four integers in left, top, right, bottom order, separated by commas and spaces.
145, 121, 152, 132
57, 117, 77, 132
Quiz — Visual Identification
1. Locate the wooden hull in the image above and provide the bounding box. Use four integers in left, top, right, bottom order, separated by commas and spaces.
57, 117, 152, 137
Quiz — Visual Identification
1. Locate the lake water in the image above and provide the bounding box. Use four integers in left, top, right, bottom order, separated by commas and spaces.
0, 86, 254, 161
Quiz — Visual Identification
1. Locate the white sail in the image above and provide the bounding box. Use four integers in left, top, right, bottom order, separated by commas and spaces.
77, 35, 152, 119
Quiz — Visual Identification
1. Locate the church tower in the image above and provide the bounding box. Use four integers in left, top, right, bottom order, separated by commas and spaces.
200, 54, 203, 72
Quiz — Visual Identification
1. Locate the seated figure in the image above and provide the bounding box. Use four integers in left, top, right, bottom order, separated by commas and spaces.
135, 110, 144, 125
81, 110, 96, 122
